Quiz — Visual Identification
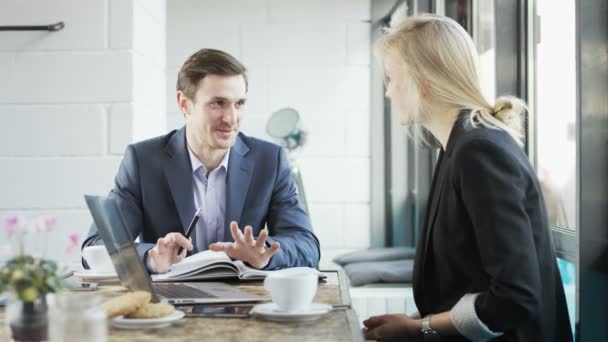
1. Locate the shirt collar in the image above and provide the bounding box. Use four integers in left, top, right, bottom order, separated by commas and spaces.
187, 146, 230, 175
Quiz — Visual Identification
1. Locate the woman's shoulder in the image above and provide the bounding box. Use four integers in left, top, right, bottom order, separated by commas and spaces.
447, 124, 536, 190
452, 123, 522, 155
449, 123, 529, 171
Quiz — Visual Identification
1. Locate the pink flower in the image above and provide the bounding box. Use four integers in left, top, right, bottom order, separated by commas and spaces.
43, 216, 57, 232
3, 215, 25, 238
68, 232, 79, 245
64, 232, 79, 255
3, 224, 17, 238
31, 215, 57, 233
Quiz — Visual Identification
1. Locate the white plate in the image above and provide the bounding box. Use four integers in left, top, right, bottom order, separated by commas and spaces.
251, 303, 332, 322
74, 270, 119, 282
112, 310, 185, 329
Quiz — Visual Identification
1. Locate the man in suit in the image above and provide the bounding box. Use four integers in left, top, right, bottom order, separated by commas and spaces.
82, 49, 320, 273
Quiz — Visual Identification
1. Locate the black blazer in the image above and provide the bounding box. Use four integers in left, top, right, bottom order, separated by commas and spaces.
413, 116, 572, 341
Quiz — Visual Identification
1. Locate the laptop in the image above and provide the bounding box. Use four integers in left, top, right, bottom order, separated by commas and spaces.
84, 194, 266, 305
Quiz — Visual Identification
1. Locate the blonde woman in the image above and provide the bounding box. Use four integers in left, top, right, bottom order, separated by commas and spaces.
363, 15, 572, 341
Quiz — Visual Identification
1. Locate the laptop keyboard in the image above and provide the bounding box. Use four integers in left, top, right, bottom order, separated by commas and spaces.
153, 283, 216, 299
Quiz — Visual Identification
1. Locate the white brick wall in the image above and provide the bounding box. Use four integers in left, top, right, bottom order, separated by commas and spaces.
0, 105, 106, 156
0, 52, 133, 103
0, 0, 166, 265
167, 0, 372, 268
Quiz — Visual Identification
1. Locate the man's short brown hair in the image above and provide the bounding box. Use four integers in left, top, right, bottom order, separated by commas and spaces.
177, 48, 248, 101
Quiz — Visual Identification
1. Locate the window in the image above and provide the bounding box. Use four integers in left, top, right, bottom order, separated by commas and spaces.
534, 0, 577, 230
473, 0, 496, 102
557, 257, 576, 335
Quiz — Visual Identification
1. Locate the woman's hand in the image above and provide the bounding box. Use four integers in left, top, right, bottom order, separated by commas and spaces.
362, 314, 421, 340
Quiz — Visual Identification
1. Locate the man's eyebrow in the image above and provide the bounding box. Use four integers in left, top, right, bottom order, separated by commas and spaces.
208, 96, 229, 101
207, 96, 247, 102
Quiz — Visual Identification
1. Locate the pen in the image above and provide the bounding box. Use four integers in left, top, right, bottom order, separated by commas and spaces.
60, 270, 75, 280
178, 208, 201, 255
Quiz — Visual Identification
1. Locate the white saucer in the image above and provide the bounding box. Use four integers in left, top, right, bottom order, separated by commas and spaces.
74, 270, 119, 282
112, 310, 185, 329
251, 303, 332, 322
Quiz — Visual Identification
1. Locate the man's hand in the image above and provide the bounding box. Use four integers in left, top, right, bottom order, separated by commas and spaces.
362, 314, 421, 340
208, 221, 280, 269
148, 232, 193, 273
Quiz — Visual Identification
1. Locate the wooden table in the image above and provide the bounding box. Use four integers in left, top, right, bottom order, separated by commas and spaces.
1, 270, 364, 342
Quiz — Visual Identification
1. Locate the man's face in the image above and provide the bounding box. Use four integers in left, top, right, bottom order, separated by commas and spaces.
180, 74, 247, 150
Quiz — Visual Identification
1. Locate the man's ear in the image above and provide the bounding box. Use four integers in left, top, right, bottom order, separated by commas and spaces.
176, 91, 190, 117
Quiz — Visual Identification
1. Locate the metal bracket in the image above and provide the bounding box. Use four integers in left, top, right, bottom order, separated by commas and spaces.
0, 22, 65, 32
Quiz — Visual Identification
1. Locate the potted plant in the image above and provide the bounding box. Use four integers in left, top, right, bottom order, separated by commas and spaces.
0, 215, 78, 342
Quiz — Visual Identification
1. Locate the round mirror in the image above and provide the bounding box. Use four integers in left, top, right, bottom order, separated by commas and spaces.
266, 108, 300, 139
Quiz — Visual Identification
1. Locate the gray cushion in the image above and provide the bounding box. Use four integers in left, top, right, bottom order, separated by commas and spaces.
333, 247, 416, 266
342, 259, 414, 286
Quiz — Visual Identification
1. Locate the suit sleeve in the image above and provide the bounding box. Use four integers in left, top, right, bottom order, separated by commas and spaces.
81, 145, 156, 268
263, 147, 321, 269
454, 138, 542, 333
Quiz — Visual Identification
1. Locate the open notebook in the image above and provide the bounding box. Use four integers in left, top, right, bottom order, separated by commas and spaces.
151, 250, 322, 282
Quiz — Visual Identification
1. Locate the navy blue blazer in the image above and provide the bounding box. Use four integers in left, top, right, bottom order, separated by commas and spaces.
413, 115, 572, 341
83, 127, 320, 270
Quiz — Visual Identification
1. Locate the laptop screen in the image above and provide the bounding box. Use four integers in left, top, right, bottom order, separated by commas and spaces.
84, 194, 159, 302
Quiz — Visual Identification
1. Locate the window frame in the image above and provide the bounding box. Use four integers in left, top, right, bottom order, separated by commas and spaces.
527, 0, 578, 264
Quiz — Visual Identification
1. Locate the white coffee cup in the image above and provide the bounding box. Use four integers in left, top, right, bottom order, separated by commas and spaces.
263, 267, 318, 312
82, 245, 115, 273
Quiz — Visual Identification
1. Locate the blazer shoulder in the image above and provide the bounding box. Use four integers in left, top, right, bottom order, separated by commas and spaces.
238, 132, 282, 154
128, 129, 178, 154
451, 125, 522, 159
450, 126, 532, 185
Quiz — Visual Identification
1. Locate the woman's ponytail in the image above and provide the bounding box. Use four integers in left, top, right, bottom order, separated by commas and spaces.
467, 96, 527, 147
493, 96, 526, 138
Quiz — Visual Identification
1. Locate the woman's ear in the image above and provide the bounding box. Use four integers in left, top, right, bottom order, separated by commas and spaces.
419, 80, 431, 98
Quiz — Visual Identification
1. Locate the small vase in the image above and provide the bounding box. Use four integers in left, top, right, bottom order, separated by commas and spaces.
5, 292, 48, 342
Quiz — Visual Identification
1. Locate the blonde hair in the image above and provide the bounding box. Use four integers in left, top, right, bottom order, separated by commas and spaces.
376, 14, 527, 146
